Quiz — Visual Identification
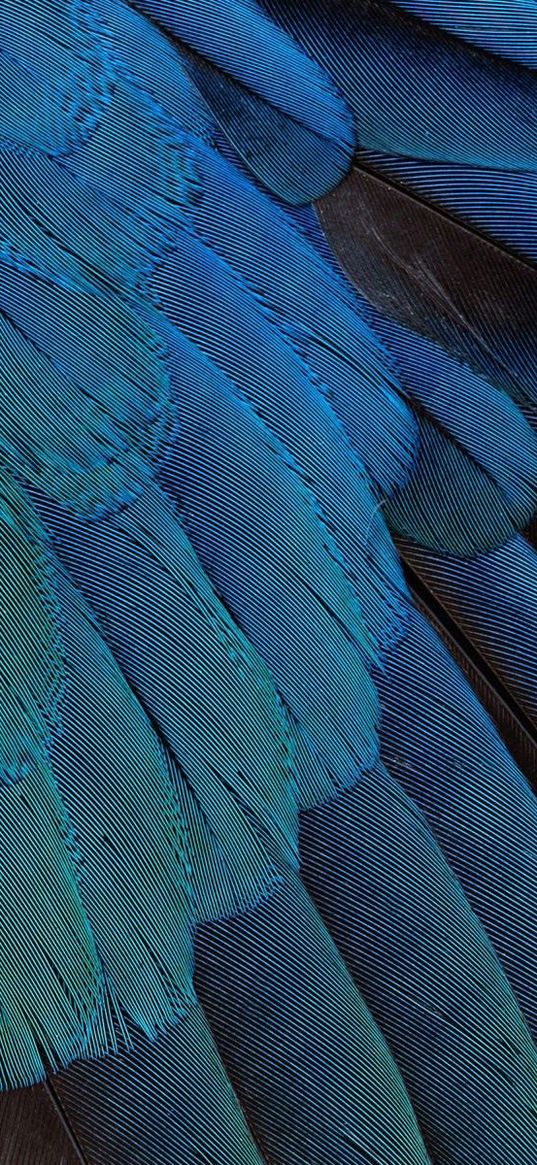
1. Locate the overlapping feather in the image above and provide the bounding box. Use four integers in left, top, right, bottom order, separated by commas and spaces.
1, 3, 537, 1165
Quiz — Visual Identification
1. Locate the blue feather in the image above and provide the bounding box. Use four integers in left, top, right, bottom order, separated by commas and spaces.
265, 0, 537, 170
276, 202, 537, 553
403, 536, 537, 736
187, 142, 417, 500
301, 762, 537, 1165
157, 321, 380, 792
53, 1008, 267, 1164
389, 1, 537, 67
0, 762, 105, 1089
52, 570, 195, 1037
0, 471, 106, 1089
371, 313, 537, 552
151, 222, 409, 655
3, 1, 537, 1160
196, 870, 432, 1165
128, 0, 356, 202
379, 604, 537, 1039
0, 146, 167, 295
0, 0, 112, 154
36, 482, 299, 907
65, 76, 194, 243
0, 471, 63, 785
95, 0, 214, 142
0, 258, 174, 516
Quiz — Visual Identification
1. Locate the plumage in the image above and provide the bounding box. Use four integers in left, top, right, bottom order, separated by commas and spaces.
300, 763, 537, 1165
389, 1, 537, 67
1, 1, 537, 1163
0, 0, 111, 154
266, 0, 537, 170
128, 0, 356, 201
361, 152, 537, 264
318, 168, 537, 410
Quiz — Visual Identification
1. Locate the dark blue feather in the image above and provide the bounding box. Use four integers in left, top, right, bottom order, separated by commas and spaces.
300, 762, 537, 1165
264, 0, 537, 170
370, 313, 537, 553
379, 604, 537, 1039
0, 0, 112, 154
389, 1, 537, 67
157, 321, 380, 793
196, 870, 432, 1165
53, 1008, 267, 1164
402, 536, 537, 737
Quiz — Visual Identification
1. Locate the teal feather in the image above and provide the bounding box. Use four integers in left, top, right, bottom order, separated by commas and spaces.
37, 482, 299, 902
52, 570, 195, 1036
53, 1008, 268, 1164
0, 472, 105, 1089
0, 471, 63, 785
0, 259, 174, 515
158, 321, 380, 792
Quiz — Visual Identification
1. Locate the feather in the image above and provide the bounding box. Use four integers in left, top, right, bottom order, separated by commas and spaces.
401, 536, 537, 738
0, 0, 112, 155
0, 471, 62, 785
378, 604, 537, 1039
187, 143, 416, 501
370, 314, 537, 554
0, 259, 174, 516
3, 1, 537, 1161
127, 0, 356, 202
0, 761, 107, 1090
51, 570, 195, 1035
52, 1008, 267, 1164
152, 223, 409, 657
0, 147, 171, 296
264, 0, 537, 170
0, 473, 106, 1089
291, 188, 537, 554
158, 322, 380, 793
196, 870, 432, 1165
388, 1, 537, 67
361, 152, 537, 264
300, 762, 537, 1165
65, 77, 194, 244
94, 0, 213, 143
0, 1085, 81, 1165
317, 168, 537, 411
37, 482, 298, 907
410, 587, 537, 785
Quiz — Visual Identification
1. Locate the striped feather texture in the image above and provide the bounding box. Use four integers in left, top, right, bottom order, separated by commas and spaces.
0, 1, 536, 1162
389, 1, 537, 66
128, 0, 356, 202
